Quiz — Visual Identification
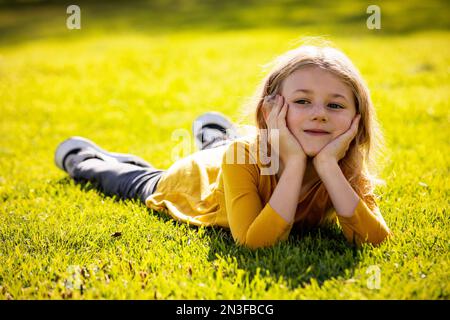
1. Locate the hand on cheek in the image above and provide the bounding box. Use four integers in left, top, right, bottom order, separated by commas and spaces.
313, 114, 361, 168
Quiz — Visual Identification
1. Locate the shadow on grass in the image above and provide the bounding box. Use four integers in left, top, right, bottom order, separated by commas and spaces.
201, 225, 360, 289
57, 177, 360, 289
58, 175, 360, 289
1, 0, 449, 46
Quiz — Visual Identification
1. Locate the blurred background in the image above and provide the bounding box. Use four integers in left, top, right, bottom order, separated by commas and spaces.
0, 0, 449, 176
1, 0, 449, 43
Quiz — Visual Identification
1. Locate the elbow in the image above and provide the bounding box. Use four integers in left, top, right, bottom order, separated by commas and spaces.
373, 229, 394, 246
232, 234, 263, 250
230, 216, 292, 250
235, 238, 273, 250
236, 240, 259, 250
233, 231, 281, 250
370, 226, 393, 246
351, 229, 392, 247
368, 233, 390, 246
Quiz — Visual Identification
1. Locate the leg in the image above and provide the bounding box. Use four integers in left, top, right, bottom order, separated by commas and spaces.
55, 137, 165, 203
70, 156, 164, 203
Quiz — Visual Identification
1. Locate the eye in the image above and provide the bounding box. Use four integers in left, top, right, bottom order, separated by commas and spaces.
294, 99, 310, 105
328, 103, 344, 109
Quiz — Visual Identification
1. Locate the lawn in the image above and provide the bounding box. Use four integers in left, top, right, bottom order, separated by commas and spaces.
0, 0, 449, 299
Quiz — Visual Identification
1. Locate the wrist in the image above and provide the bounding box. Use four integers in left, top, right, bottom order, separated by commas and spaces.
284, 157, 307, 170
313, 157, 338, 175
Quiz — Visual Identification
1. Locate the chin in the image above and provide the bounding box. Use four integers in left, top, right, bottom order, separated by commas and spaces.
304, 148, 320, 157
298, 135, 329, 158
301, 143, 326, 158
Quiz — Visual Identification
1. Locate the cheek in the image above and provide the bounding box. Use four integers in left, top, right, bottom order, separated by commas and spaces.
286, 105, 305, 128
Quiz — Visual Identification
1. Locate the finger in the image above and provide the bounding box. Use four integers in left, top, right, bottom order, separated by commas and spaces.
277, 101, 288, 128
263, 94, 275, 108
342, 114, 360, 141
264, 94, 278, 113
267, 95, 282, 123
262, 94, 277, 113
263, 96, 275, 124
274, 94, 282, 110
266, 98, 280, 137
350, 114, 361, 135
352, 114, 361, 126
267, 96, 284, 144
275, 95, 285, 117
263, 94, 273, 101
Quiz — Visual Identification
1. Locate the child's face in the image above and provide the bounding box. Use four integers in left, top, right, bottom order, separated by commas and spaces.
280, 65, 357, 157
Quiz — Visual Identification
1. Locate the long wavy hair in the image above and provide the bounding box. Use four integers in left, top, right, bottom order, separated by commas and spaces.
242, 43, 384, 212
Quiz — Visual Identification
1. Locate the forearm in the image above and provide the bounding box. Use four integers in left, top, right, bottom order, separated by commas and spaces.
269, 161, 305, 223
315, 160, 359, 218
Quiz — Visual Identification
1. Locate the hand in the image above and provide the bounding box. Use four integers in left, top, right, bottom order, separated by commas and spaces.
263, 94, 306, 167
313, 114, 361, 170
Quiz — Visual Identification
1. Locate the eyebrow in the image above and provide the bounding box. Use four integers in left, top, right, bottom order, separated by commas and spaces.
292, 89, 350, 103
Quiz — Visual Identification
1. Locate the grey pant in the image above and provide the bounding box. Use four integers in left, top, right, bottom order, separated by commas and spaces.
71, 139, 231, 204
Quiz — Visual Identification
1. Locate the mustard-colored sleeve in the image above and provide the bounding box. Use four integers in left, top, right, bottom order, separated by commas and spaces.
337, 199, 392, 246
221, 142, 292, 249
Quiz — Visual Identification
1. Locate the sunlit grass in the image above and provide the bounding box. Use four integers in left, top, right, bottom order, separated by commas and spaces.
0, 1, 449, 299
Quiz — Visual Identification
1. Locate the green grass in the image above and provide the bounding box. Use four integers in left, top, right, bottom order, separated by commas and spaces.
0, 0, 449, 299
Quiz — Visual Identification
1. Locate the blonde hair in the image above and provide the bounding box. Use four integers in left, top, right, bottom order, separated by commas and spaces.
241, 42, 384, 210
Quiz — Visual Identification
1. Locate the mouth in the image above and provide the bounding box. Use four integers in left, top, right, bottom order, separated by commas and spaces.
303, 129, 330, 136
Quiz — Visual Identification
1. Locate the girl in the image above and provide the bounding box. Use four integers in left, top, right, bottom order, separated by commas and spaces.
55, 44, 391, 249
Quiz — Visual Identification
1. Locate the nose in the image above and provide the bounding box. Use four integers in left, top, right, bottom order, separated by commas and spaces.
310, 104, 328, 122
